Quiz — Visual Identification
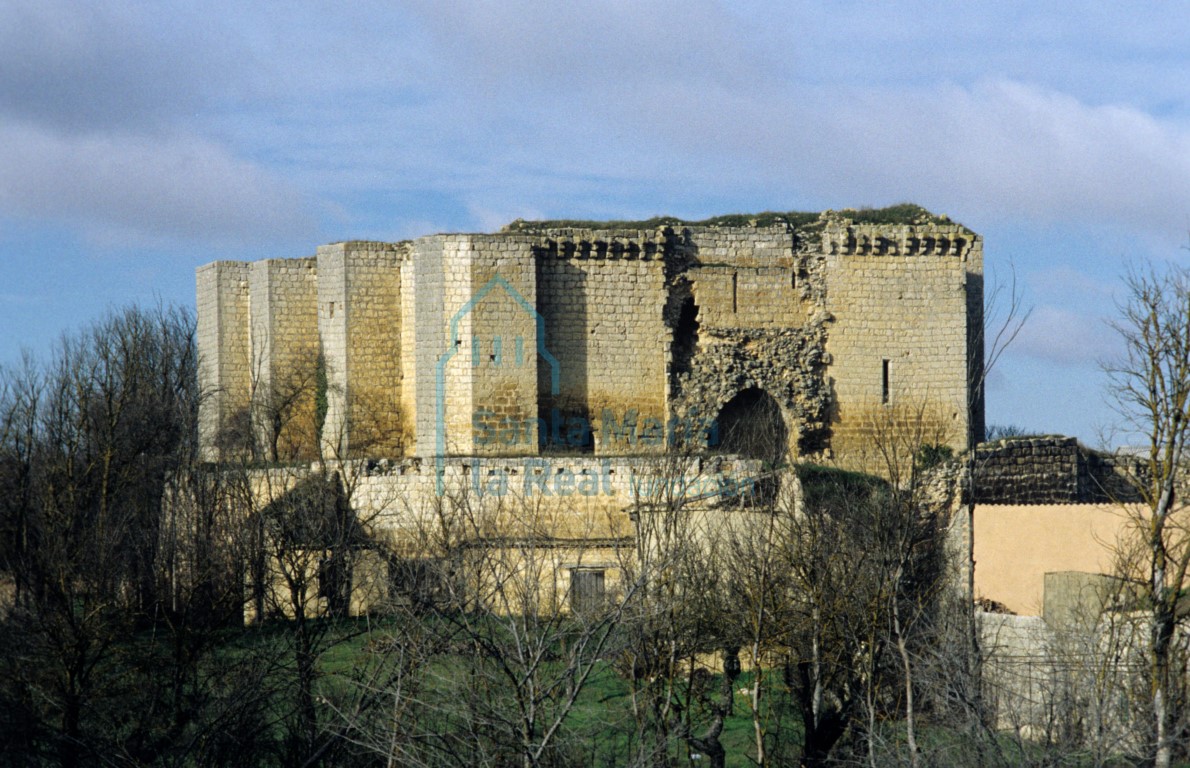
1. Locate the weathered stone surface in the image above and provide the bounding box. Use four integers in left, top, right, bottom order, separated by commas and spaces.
196, 210, 984, 468
969, 436, 1141, 504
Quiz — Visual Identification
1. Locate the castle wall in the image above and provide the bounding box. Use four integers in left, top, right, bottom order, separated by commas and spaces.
411, 235, 540, 457
971, 436, 1141, 505
536, 237, 669, 454
197, 261, 250, 461
316, 245, 349, 457
248, 257, 320, 460
316, 242, 406, 458
198, 213, 984, 470
822, 224, 981, 464
467, 237, 541, 456
675, 227, 828, 456
400, 258, 419, 453
687, 227, 805, 330
344, 243, 405, 456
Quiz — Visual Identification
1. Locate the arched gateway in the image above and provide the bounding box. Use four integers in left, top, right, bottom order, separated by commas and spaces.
712, 388, 789, 465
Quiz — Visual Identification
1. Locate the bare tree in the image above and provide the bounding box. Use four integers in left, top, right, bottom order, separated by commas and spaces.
0, 305, 283, 766
1105, 263, 1190, 768
633, 472, 731, 767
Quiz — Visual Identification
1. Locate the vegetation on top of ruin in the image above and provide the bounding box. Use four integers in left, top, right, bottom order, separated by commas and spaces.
502, 203, 962, 233
796, 462, 888, 507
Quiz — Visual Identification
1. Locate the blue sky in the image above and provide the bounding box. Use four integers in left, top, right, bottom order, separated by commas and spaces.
1, 1, 1188, 447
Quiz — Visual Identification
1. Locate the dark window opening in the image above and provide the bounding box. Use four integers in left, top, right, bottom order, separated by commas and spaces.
731, 272, 738, 313
388, 557, 444, 613
318, 553, 350, 617
570, 569, 605, 613
671, 297, 700, 380
882, 359, 891, 405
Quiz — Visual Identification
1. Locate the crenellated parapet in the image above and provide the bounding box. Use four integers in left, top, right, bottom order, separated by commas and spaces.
820, 222, 980, 259
530, 229, 670, 260
197, 205, 984, 471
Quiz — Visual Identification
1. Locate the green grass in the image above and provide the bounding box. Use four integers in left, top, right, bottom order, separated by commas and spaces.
206, 615, 1151, 767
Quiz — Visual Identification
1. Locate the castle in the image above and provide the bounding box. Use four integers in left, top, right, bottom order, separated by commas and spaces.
191, 210, 1184, 742
197, 207, 984, 469
194, 206, 984, 618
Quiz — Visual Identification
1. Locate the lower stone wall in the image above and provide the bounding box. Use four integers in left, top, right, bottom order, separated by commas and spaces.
979, 611, 1147, 746
973, 437, 1081, 504
971, 437, 1141, 505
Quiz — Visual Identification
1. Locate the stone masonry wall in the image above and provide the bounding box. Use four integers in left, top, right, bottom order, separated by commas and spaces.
535, 230, 670, 455
466, 236, 541, 456
674, 226, 829, 455
971, 436, 1142, 504
411, 235, 540, 457
248, 257, 319, 460
316, 245, 349, 458
822, 221, 980, 465
197, 260, 250, 461
686, 227, 806, 330
198, 211, 984, 473
973, 437, 1081, 504
344, 243, 407, 457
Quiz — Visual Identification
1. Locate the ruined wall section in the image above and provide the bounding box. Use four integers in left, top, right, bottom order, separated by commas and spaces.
197, 261, 250, 461
673, 226, 830, 455
970, 436, 1142, 504
534, 230, 670, 454
685, 227, 806, 329
821, 221, 981, 464
248, 258, 320, 460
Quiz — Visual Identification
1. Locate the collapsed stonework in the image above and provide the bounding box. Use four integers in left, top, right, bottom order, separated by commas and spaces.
194, 206, 986, 626
197, 207, 984, 468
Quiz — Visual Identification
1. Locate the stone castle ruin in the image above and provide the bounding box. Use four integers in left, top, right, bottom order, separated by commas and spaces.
197, 207, 984, 469
194, 206, 984, 619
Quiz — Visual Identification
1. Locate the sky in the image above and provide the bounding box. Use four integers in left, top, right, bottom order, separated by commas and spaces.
1, 1, 1188, 447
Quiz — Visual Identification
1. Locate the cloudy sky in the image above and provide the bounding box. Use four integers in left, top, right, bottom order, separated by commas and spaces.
1, 1, 1187, 445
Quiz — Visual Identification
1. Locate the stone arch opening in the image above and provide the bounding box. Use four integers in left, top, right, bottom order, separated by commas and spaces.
712, 387, 788, 465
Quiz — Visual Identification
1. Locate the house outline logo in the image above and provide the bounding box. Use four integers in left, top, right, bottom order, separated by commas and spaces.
434, 274, 560, 494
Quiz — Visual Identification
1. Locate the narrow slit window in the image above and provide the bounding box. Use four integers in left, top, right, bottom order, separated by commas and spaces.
881, 359, 890, 405
791, 270, 797, 290
731, 272, 738, 313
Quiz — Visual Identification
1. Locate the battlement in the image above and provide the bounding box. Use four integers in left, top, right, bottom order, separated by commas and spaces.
535, 232, 667, 260
820, 222, 979, 258
197, 207, 983, 471
317, 240, 413, 258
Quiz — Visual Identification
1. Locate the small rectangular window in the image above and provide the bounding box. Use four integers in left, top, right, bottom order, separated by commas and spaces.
570, 569, 605, 613
731, 272, 738, 313
882, 359, 890, 405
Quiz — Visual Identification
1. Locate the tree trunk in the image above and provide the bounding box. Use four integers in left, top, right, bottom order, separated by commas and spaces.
1152, 607, 1173, 768
893, 599, 919, 768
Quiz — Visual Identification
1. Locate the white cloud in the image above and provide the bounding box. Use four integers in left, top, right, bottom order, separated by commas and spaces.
0, 121, 316, 245
1012, 305, 1118, 367
0, 0, 237, 133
